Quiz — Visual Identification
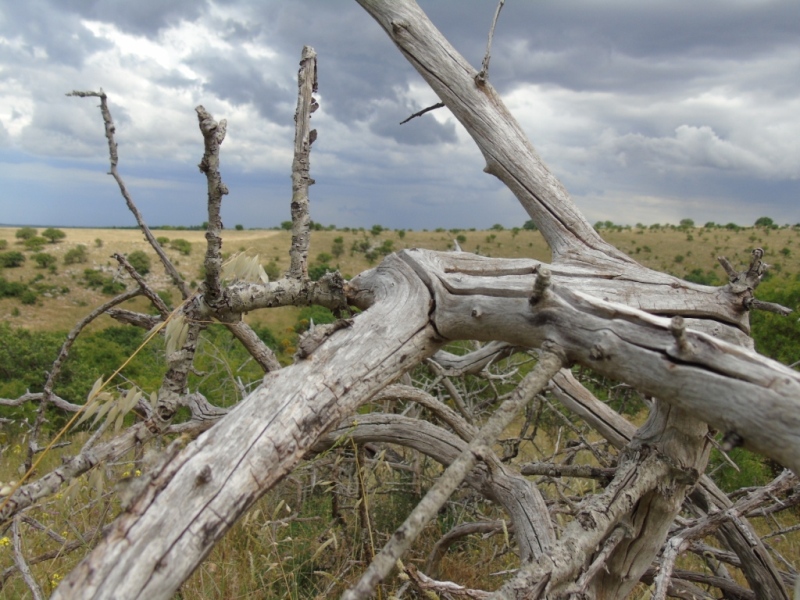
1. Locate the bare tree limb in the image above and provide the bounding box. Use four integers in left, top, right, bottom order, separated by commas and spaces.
342, 350, 563, 600
12, 517, 44, 600
289, 46, 318, 279
67, 90, 190, 299
475, 0, 506, 85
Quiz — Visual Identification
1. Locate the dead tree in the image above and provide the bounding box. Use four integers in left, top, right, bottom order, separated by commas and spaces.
1, 1, 798, 598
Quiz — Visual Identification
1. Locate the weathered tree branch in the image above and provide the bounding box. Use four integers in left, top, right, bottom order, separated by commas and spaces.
289, 46, 318, 279
67, 90, 190, 299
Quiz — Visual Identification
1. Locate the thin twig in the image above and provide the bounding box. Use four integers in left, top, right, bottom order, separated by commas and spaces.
399, 101, 444, 124
12, 517, 44, 600
475, 0, 506, 85
66, 90, 190, 299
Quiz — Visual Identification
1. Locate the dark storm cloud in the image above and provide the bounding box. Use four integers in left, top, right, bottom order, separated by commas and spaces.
59, 0, 212, 36
0, 0, 798, 229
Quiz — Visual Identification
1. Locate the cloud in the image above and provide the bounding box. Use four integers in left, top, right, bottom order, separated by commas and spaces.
0, 0, 797, 230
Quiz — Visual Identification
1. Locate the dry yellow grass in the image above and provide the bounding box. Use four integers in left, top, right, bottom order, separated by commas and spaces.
1, 224, 798, 334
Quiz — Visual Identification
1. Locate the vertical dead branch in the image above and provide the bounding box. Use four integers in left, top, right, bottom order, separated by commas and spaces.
196, 105, 228, 308
475, 0, 506, 85
289, 46, 318, 279
66, 90, 191, 299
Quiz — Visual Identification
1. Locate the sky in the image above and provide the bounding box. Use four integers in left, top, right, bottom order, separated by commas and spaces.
0, 0, 798, 230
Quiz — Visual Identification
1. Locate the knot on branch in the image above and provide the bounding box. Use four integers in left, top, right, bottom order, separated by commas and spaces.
669, 316, 693, 355
529, 267, 551, 306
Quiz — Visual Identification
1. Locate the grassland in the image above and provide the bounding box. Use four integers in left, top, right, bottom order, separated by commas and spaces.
2, 223, 799, 335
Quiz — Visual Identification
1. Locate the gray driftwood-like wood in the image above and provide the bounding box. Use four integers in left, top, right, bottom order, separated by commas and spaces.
48, 1, 798, 598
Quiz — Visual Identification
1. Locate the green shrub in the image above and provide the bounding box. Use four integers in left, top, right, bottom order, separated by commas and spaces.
263, 261, 281, 281
0, 251, 25, 267
95, 238, 104, 248
127, 250, 151, 276
523, 220, 538, 231
64, 245, 88, 265
456, 234, 467, 244
169, 239, 192, 255
41, 228, 66, 243
156, 236, 170, 245
331, 237, 345, 258
15, 226, 37, 241
316, 252, 333, 264
20, 289, 37, 305
23, 236, 48, 251
0, 277, 28, 298
308, 263, 334, 281
82, 269, 125, 295
235, 224, 244, 230
0, 239, 7, 250
32, 252, 57, 268
280, 221, 293, 230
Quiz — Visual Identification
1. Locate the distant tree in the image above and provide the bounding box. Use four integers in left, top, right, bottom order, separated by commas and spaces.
235, 224, 244, 230
32, 252, 57, 269
522, 219, 538, 231
42, 227, 67, 243
755, 216, 774, 228
280, 221, 293, 230
15, 226, 37, 241
371, 224, 384, 236
679, 218, 695, 229
490, 223, 504, 231
127, 250, 152, 276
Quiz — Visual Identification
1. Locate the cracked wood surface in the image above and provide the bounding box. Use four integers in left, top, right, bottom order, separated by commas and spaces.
52, 256, 441, 599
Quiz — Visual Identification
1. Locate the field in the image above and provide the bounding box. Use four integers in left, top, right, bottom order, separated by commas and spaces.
2, 223, 799, 335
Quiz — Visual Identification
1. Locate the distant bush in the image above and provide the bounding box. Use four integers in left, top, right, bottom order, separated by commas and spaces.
15, 226, 37, 241
679, 218, 695, 229
755, 216, 774, 228
523, 220, 538, 231
684, 269, 720, 286
0, 239, 7, 250
0, 277, 28, 298
371, 224, 384, 236
316, 252, 333, 264
42, 228, 67, 243
32, 252, 57, 269
0, 251, 26, 267
490, 223, 504, 231
308, 263, 335, 281
456, 234, 467, 244
169, 239, 192, 255
235, 224, 244, 230
331, 237, 345, 258
82, 269, 125, 295
94, 238, 104, 248
263, 261, 281, 281
127, 250, 151, 276
280, 221, 293, 231
64, 245, 88, 265
156, 236, 170, 245
23, 236, 48, 251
